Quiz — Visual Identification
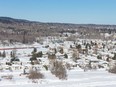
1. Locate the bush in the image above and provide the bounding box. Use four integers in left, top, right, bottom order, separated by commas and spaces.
59, 47, 64, 54
30, 48, 38, 64
108, 60, 116, 74
36, 51, 43, 57
83, 62, 92, 72
112, 53, 116, 60
65, 63, 71, 70
33, 48, 37, 53
97, 55, 102, 59
76, 44, 81, 52
1, 75, 13, 80
64, 53, 68, 58
51, 61, 67, 80
108, 63, 116, 73
2, 51, 6, 58
72, 52, 78, 62
43, 65, 48, 71
28, 69, 44, 82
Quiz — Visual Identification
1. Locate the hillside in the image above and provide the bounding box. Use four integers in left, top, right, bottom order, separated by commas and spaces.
0, 17, 116, 43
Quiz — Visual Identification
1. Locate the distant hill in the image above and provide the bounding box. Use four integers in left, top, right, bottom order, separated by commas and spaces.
0, 17, 115, 43
0, 17, 32, 23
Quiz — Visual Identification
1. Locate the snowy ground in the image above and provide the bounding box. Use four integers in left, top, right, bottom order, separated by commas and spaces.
0, 41, 116, 87
0, 69, 116, 87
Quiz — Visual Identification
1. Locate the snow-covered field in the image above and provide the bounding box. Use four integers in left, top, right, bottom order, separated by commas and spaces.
0, 69, 116, 87
0, 38, 116, 87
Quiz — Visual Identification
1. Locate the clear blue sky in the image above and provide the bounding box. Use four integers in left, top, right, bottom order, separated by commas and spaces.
0, 0, 116, 24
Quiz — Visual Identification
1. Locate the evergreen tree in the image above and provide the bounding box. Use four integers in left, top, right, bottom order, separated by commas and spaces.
112, 53, 116, 60
59, 47, 64, 54
76, 44, 82, 53
36, 51, 43, 57
30, 48, 38, 64
10, 49, 20, 63
33, 48, 37, 53
2, 51, 6, 58
70, 45, 72, 48
54, 48, 57, 54
10, 51, 13, 58
0, 52, 2, 57
64, 53, 68, 58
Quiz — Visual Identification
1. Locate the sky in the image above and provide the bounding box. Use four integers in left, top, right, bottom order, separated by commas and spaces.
0, 0, 116, 24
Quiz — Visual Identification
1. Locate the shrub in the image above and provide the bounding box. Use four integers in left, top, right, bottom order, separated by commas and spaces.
28, 70, 44, 80
10, 58, 20, 63
2, 51, 6, 58
72, 52, 78, 62
36, 51, 43, 57
59, 47, 64, 54
108, 60, 116, 74
65, 63, 71, 70
0, 52, 2, 57
10, 49, 17, 58
51, 61, 67, 80
64, 53, 68, 58
112, 53, 116, 60
1, 75, 13, 80
30, 48, 38, 64
70, 45, 72, 48
97, 55, 102, 59
83, 62, 92, 72
33, 48, 37, 53
76, 44, 81, 52
43, 65, 48, 71
109, 65, 116, 73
